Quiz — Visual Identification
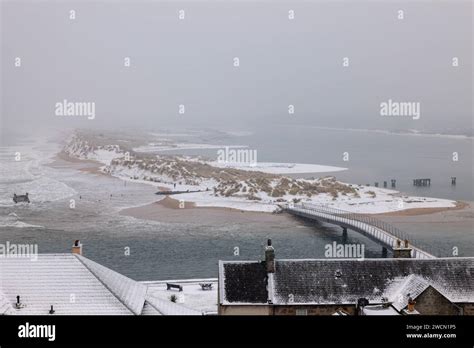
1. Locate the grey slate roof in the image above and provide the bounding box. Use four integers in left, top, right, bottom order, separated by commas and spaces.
386, 274, 430, 311
219, 261, 268, 304
219, 258, 474, 307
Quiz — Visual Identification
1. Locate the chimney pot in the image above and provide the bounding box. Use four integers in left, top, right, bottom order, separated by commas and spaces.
15, 295, 24, 309
72, 240, 82, 255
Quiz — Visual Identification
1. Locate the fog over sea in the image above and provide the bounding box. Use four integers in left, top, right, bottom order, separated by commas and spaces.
0, 127, 472, 280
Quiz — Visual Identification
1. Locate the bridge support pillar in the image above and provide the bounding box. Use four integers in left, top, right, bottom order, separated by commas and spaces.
342, 227, 348, 242
381, 247, 388, 258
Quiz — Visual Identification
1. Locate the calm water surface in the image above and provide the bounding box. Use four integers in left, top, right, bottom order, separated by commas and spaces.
0, 128, 472, 280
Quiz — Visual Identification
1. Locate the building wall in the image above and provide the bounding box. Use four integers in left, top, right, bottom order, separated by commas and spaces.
221, 300, 474, 315
219, 305, 271, 315
415, 287, 460, 315
460, 303, 474, 315
219, 304, 355, 315
273, 305, 356, 316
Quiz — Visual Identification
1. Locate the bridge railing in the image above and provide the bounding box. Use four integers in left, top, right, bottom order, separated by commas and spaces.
288, 202, 448, 258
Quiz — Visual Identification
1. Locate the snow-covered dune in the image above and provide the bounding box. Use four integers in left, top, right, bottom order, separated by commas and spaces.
63, 132, 457, 215
206, 161, 346, 174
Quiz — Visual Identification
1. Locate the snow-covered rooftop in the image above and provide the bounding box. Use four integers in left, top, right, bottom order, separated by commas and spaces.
0, 254, 201, 315
384, 274, 430, 312
219, 257, 474, 309
0, 254, 133, 315
361, 305, 400, 316
0, 289, 14, 315
76, 255, 147, 315
142, 279, 218, 315
144, 294, 202, 315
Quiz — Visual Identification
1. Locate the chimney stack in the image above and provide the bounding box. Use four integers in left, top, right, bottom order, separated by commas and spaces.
265, 239, 275, 273
407, 297, 416, 312
72, 240, 82, 255
393, 239, 412, 258
402, 295, 420, 315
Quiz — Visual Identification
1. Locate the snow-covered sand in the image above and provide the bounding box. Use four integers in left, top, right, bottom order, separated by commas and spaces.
110, 161, 457, 214
64, 137, 458, 215
207, 161, 347, 174
149, 184, 457, 214
133, 143, 248, 153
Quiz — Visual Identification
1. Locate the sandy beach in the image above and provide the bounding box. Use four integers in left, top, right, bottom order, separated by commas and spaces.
49, 149, 286, 224
376, 201, 469, 217
119, 195, 474, 228
382, 203, 474, 225
52, 150, 469, 222
119, 196, 287, 224
50, 151, 105, 175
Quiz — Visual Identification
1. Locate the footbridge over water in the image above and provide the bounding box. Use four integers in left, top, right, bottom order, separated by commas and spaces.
283, 203, 437, 259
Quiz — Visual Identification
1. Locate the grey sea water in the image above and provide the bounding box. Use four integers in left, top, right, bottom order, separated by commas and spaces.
0, 127, 472, 280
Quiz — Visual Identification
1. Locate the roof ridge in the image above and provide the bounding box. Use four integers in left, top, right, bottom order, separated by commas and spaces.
221, 257, 474, 263
0, 289, 15, 315
267, 273, 275, 304
141, 277, 218, 284
143, 300, 163, 315
388, 274, 429, 305
73, 254, 136, 315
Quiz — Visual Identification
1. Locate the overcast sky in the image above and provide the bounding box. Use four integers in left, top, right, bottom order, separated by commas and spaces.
1, 0, 472, 135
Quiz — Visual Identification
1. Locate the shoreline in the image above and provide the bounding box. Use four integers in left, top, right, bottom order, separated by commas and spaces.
376, 201, 469, 217
120, 196, 472, 225
52, 151, 173, 192
50, 151, 105, 175
120, 196, 286, 224
54, 151, 466, 220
